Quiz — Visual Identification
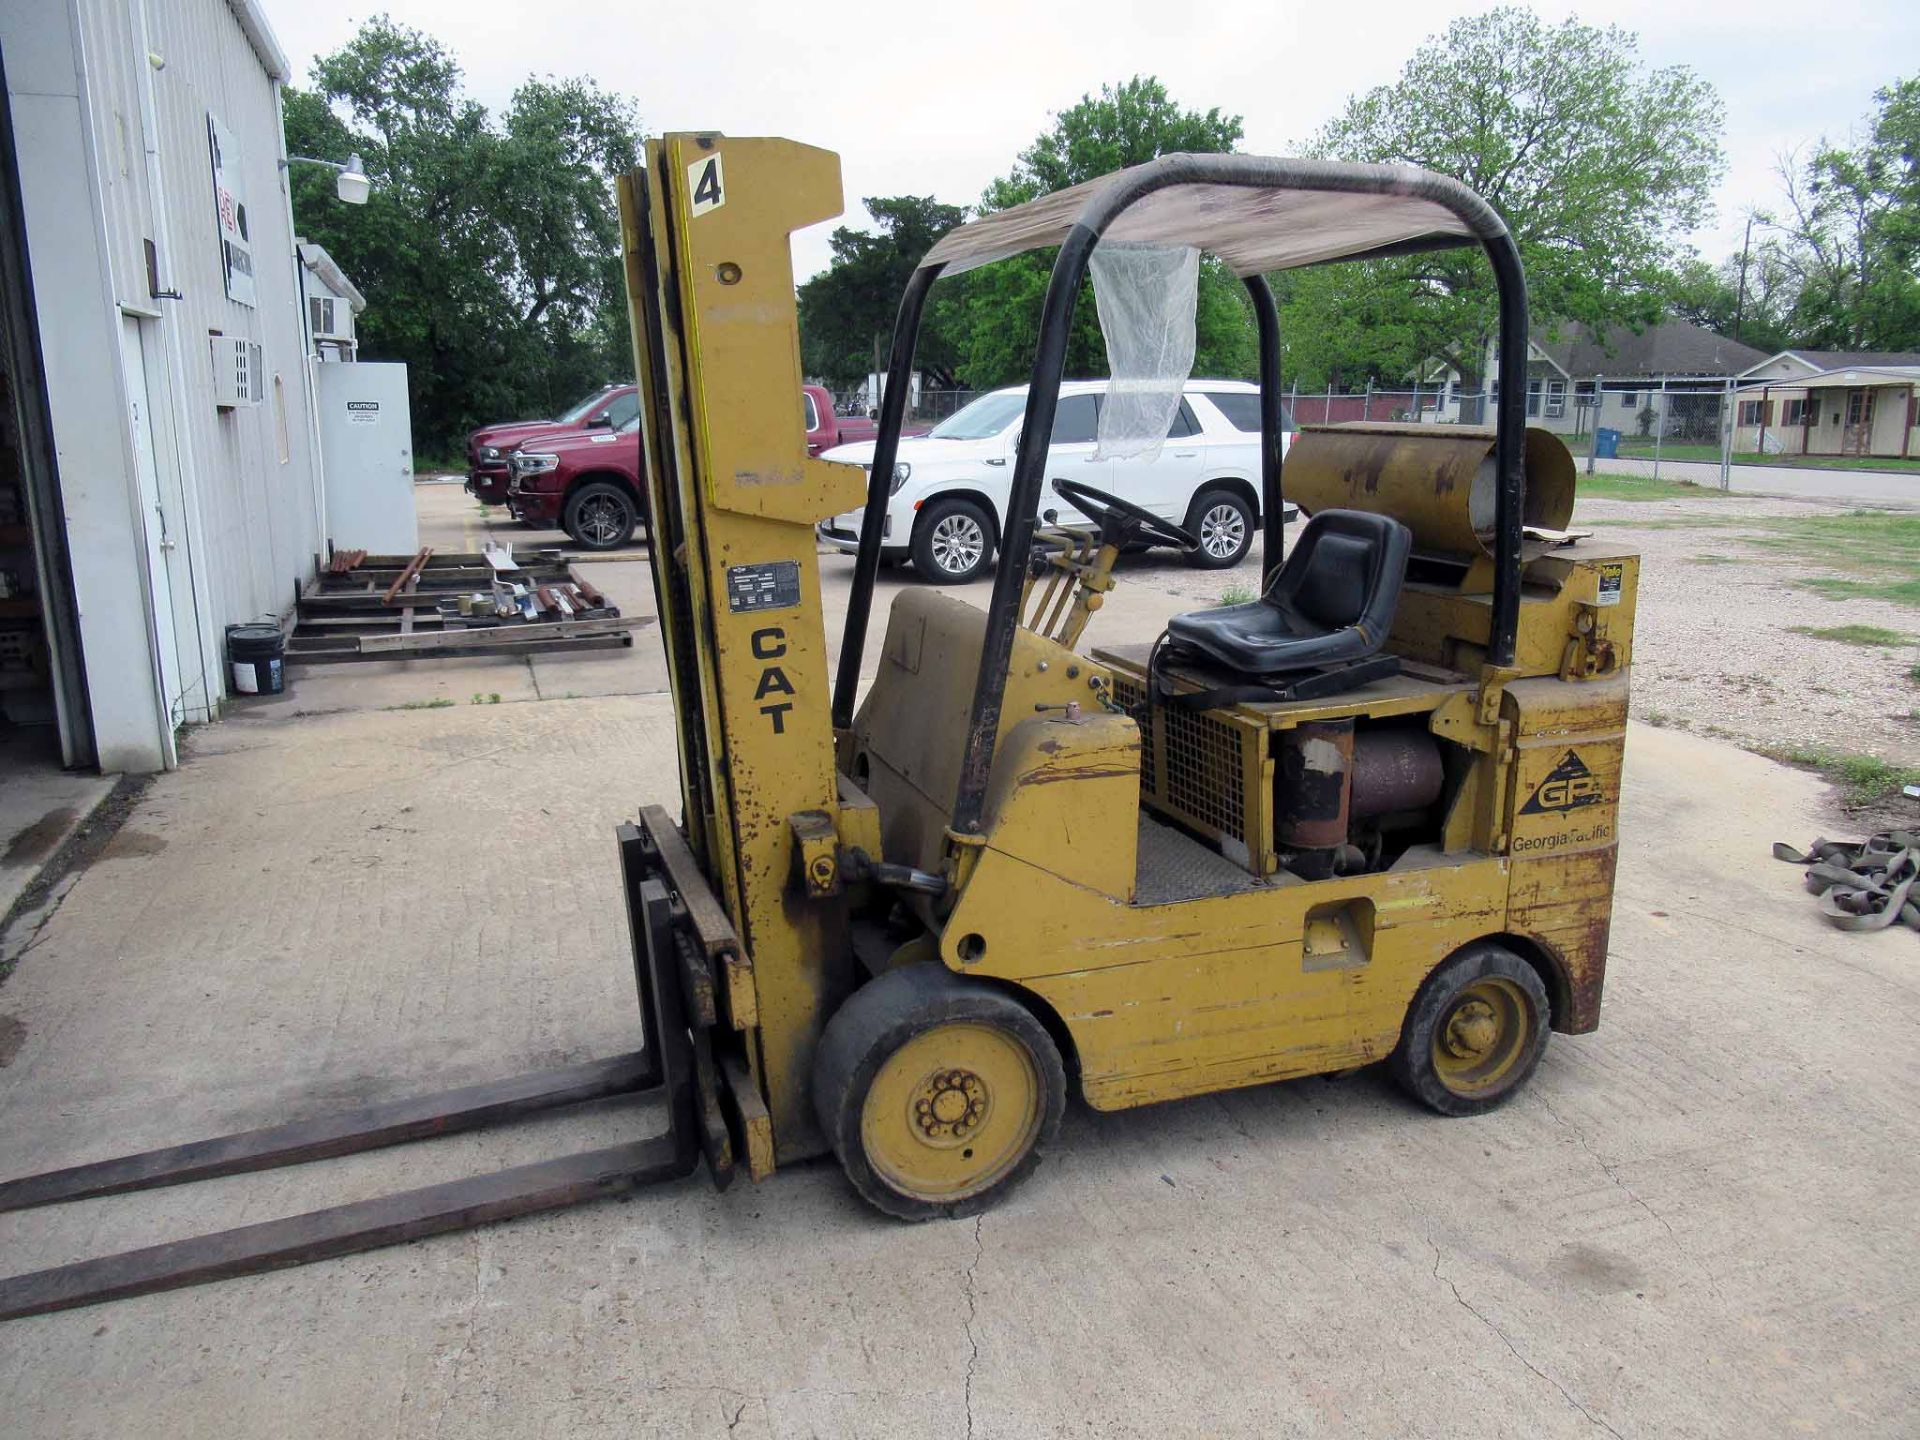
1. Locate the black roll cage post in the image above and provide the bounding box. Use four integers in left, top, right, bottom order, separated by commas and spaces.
828, 155, 1530, 840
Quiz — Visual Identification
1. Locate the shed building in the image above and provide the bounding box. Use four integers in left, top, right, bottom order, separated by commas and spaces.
0, 0, 323, 777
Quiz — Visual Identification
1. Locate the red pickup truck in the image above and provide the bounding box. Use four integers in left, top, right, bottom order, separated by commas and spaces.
507, 385, 893, 549
466, 383, 639, 504
803, 386, 884, 455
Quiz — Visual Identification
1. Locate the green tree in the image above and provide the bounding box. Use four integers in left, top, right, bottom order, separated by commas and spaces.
1772, 77, 1920, 350
282, 17, 641, 457
1662, 243, 1792, 354
947, 77, 1256, 388
1292, 8, 1725, 393
798, 196, 968, 389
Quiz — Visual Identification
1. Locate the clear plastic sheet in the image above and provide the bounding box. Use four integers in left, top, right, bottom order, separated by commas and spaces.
1090, 243, 1199, 461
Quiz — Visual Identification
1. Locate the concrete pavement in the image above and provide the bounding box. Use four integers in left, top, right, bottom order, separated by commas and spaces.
0, 486, 1915, 1437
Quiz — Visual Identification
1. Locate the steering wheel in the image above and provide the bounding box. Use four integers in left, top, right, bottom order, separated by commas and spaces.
1048, 479, 1198, 552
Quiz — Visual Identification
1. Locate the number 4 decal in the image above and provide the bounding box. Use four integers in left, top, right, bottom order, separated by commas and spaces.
688, 154, 725, 216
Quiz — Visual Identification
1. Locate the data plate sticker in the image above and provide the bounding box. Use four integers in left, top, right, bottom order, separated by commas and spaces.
1595, 561, 1624, 607
728, 561, 801, 613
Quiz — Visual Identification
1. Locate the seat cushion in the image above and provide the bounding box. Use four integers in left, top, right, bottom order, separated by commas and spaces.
1290, 531, 1373, 629
1164, 508, 1412, 678
1166, 598, 1377, 672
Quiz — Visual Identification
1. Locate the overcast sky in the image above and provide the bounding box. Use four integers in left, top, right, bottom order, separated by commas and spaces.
263, 0, 1916, 282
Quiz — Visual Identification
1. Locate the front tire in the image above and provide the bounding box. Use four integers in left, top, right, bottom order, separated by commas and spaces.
910, 497, 995, 584
813, 964, 1065, 1220
1391, 943, 1550, 1116
563, 481, 638, 551
1183, 487, 1255, 569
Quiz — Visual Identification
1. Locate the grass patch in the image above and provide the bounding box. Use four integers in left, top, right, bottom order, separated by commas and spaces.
471, 692, 502, 705
1578, 472, 1729, 502
1760, 744, 1920, 808
1910, 662, 1920, 684
1799, 575, 1920, 606
1685, 553, 1741, 565
1213, 584, 1257, 607
1612, 440, 1920, 474
1787, 624, 1910, 647
1621, 508, 1920, 608
385, 698, 456, 711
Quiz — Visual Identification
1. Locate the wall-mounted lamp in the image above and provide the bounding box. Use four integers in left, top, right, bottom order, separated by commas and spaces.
283, 153, 372, 205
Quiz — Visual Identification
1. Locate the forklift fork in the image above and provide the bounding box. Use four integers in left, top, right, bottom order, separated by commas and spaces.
0, 814, 735, 1323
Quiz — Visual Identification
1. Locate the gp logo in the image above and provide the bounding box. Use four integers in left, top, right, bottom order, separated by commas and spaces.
1521, 749, 1605, 815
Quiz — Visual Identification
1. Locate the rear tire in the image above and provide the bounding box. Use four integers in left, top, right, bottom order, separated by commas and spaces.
563, 481, 638, 551
1182, 487, 1255, 569
910, 497, 995, 584
813, 964, 1065, 1220
1391, 943, 1550, 1117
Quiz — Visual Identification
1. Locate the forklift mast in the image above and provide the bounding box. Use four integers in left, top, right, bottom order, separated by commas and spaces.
617, 135, 867, 1158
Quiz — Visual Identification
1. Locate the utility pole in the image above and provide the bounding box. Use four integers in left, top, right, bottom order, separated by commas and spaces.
1732, 212, 1755, 344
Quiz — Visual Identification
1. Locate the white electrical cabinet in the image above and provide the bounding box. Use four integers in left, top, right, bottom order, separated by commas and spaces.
316, 362, 418, 554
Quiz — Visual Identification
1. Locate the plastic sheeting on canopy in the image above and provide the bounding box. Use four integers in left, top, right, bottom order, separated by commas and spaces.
919, 155, 1498, 279
1089, 243, 1198, 462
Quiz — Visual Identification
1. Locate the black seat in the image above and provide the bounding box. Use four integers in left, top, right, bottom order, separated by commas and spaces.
1164, 509, 1411, 693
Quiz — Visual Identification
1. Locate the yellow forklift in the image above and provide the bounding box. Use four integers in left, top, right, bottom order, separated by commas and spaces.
0, 138, 1636, 1314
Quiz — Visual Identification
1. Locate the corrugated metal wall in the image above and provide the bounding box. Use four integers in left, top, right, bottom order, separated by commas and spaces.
77, 0, 320, 663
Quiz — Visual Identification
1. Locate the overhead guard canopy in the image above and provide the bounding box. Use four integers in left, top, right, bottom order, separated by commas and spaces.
919, 155, 1498, 278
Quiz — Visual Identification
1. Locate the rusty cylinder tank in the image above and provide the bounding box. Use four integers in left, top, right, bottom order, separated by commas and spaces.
1282, 423, 1576, 558
1351, 729, 1445, 819
1275, 719, 1355, 850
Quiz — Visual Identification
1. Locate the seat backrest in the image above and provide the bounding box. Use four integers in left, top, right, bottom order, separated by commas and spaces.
1268, 509, 1412, 638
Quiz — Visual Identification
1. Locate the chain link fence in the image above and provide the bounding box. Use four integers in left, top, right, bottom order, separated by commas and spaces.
826, 374, 1920, 480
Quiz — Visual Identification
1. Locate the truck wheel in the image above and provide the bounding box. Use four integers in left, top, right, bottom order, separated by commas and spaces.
1391, 943, 1550, 1117
1182, 488, 1254, 569
911, 498, 995, 584
563, 482, 637, 551
813, 964, 1065, 1220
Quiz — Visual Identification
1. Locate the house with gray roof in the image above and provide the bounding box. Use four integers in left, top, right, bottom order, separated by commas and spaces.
1419, 321, 1769, 441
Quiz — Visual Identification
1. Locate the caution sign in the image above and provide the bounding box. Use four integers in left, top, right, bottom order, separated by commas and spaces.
1595, 562, 1624, 607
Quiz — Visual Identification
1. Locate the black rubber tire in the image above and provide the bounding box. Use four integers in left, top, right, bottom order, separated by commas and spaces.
1181, 487, 1256, 569
909, 497, 996, 584
1391, 942, 1550, 1117
562, 481, 638, 551
813, 963, 1066, 1221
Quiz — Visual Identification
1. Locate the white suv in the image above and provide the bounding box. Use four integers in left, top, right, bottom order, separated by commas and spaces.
817, 379, 1297, 583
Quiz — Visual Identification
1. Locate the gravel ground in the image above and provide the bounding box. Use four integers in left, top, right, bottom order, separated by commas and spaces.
1109, 491, 1920, 772
1574, 494, 1918, 768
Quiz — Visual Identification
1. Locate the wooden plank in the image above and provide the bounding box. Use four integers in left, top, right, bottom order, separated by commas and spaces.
381, 548, 432, 605
0, 1135, 686, 1323
355, 615, 647, 655
0, 1053, 655, 1214
285, 635, 635, 665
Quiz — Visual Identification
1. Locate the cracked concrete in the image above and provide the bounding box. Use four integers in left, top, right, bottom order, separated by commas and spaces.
0, 485, 1914, 1436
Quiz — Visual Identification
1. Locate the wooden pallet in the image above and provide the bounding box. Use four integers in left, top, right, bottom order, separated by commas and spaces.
288, 548, 651, 665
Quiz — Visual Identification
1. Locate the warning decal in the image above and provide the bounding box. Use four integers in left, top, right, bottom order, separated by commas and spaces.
1595, 561, 1624, 607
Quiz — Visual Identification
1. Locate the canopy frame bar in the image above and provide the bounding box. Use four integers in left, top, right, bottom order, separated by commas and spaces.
826, 153, 1529, 841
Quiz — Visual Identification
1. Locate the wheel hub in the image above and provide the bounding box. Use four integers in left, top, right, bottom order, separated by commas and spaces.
1443, 999, 1499, 1059
911, 1068, 988, 1145
1201, 504, 1244, 558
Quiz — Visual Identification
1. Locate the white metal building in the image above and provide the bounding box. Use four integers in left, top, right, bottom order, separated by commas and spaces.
1, 0, 323, 775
